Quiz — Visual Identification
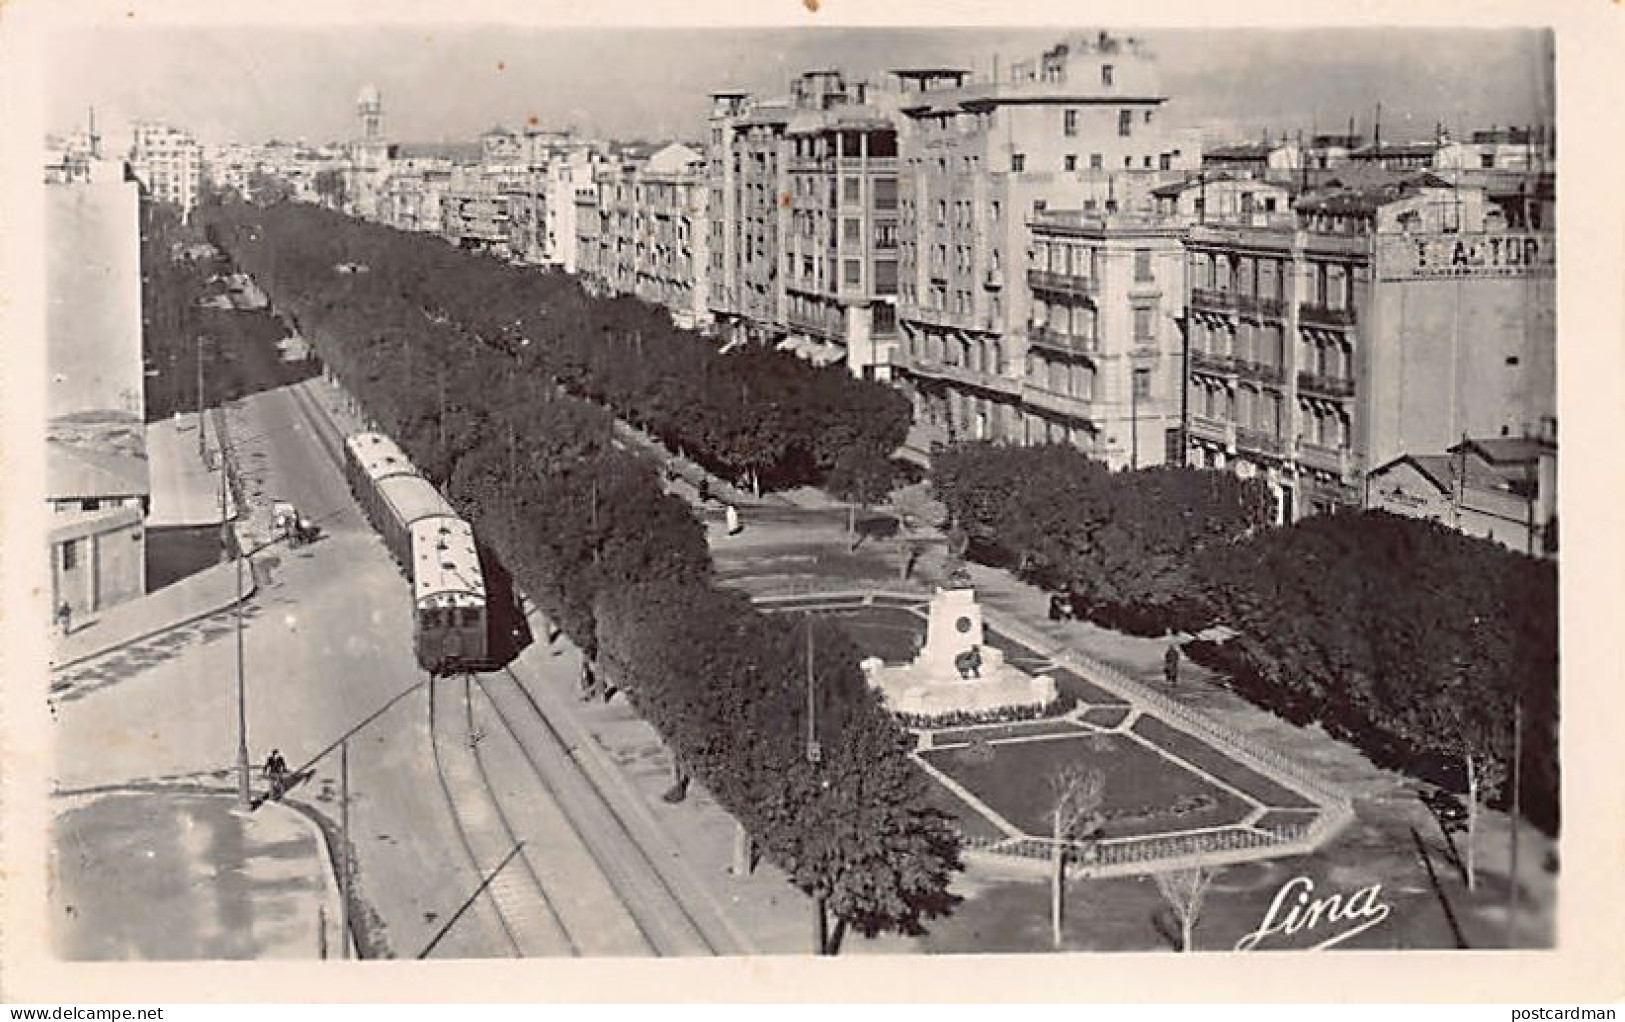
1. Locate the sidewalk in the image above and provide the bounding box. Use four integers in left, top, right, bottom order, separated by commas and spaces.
51, 787, 349, 960
147, 411, 238, 528
50, 557, 258, 671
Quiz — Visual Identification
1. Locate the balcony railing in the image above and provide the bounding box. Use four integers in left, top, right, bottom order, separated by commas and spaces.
1027, 269, 1098, 299
1236, 427, 1286, 456
1021, 383, 1097, 421
903, 356, 1022, 396
1189, 350, 1236, 375
1297, 370, 1356, 398
1028, 325, 1098, 355
1299, 302, 1357, 328
1236, 360, 1285, 386
1188, 415, 1235, 447
1189, 287, 1234, 310
1295, 440, 1355, 480
1234, 294, 1286, 319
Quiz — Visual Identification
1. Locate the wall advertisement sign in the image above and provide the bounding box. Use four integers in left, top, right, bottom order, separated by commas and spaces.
1379, 232, 1555, 281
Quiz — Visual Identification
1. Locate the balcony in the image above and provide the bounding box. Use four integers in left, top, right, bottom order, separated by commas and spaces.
1234, 294, 1286, 319
1022, 383, 1097, 422
1299, 302, 1357, 328
1295, 440, 1356, 480
1028, 325, 1098, 356
1235, 360, 1286, 386
1189, 287, 1234, 311
904, 356, 1022, 396
1297, 370, 1356, 399
1188, 415, 1235, 447
1026, 268, 1098, 299
983, 267, 1004, 290
1189, 350, 1236, 375
1235, 427, 1286, 457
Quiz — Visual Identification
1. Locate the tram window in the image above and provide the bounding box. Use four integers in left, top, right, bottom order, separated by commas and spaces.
462, 608, 481, 628
423, 609, 440, 629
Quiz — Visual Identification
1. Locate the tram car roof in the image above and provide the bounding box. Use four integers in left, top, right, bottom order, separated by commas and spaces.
412, 517, 486, 607
346, 432, 419, 484
377, 473, 457, 528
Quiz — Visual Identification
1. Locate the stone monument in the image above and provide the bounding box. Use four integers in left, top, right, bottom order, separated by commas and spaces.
862, 585, 1059, 723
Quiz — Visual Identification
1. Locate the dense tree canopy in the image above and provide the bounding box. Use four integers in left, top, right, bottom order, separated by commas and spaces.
200, 201, 962, 945
932, 440, 1558, 835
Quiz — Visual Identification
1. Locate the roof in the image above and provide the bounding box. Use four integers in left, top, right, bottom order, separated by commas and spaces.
1349, 141, 1444, 159
47, 180, 145, 423
643, 142, 705, 176
1296, 171, 1455, 216
412, 517, 486, 607
346, 432, 418, 483
1205, 144, 1282, 161
47, 431, 149, 500
378, 474, 456, 528
1451, 437, 1556, 466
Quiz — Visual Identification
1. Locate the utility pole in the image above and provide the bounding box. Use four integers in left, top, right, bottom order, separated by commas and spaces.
1507, 699, 1523, 947
235, 516, 250, 809
341, 737, 352, 959
196, 335, 207, 461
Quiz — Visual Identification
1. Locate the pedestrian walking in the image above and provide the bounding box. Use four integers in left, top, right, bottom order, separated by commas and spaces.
55, 600, 72, 637
725, 504, 742, 536
697, 477, 711, 505
262, 748, 290, 800
1164, 643, 1182, 689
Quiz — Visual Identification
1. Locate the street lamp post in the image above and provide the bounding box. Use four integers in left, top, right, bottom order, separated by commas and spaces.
235, 542, 250, 808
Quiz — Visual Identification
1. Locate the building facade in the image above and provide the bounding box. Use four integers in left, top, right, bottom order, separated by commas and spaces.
707, 93, 792, 346
1182, 172, 1555, 522
129, 120, 203, 214
891, 34, 1196, 466
47, 176, 150, 617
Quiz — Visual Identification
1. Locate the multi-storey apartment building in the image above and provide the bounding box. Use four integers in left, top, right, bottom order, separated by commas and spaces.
891, 33, 1196, 466
1021, 211, 1187, 465
631, 144, 711, 330
781, 70, 903, 377
378, 156, 454, 234
1182, 171, 1555, 521
572, 143, 711, 329
130, 120, 203, 214
707, 92, 793, 346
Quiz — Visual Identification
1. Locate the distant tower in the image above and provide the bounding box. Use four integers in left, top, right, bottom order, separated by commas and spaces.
357, 83, 384, 142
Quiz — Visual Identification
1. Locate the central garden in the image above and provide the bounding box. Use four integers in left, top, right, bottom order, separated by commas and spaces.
782, 600, 1327, 852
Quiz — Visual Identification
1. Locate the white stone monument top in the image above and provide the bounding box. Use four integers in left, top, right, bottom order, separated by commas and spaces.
861, 584, 1058, 723
920, 586, 985, 674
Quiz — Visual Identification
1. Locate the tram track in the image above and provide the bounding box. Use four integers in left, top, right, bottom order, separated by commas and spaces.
287, 374, 730, 957
425, 675, 578, 957
471, 668, 721, 956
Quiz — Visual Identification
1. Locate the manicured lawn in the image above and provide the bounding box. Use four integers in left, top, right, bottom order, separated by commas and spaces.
1079, 705, 1132, 729
920, 733, 1253, 840
931, 717, 1088, 745
1131, 715, 1318, 809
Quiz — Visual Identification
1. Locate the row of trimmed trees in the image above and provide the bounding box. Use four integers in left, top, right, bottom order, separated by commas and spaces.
932, 442, 1560, 852
205, 199, 912, 495
199, 201, 962, 951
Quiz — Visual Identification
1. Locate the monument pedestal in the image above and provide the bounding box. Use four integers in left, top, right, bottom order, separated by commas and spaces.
863, 586, 1058, 725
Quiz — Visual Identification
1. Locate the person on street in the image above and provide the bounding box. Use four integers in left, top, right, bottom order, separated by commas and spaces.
56, 600, 72, 637
725, 504, 742, 536
263, 749, 290, 799
1164, 643, 1182, 689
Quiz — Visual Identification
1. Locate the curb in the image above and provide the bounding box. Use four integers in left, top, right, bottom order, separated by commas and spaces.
263, 796, 358, 959
50, 563, 261, 675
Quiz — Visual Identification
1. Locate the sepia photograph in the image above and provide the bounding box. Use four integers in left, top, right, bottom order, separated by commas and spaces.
2, 0, 1621, 1006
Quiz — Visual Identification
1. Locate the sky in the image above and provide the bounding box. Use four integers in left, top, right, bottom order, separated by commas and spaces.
43, 25, 1553, 151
